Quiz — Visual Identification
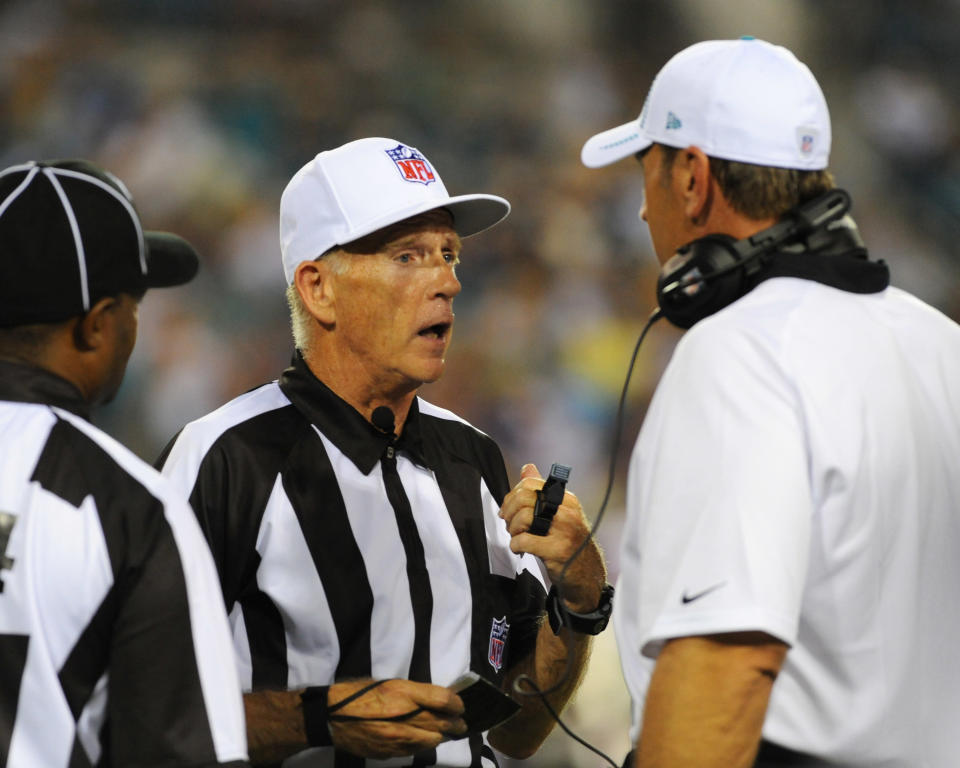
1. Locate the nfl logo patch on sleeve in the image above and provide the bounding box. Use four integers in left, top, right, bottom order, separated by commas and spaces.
385, 143, 437, 185
488, 616, 509, 672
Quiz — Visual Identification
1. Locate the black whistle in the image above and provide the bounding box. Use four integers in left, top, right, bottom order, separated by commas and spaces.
528, 463, 571, 536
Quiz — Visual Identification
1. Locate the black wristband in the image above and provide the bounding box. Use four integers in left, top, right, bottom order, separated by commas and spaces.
545, 583, 614, 635
301, 686, 333, 747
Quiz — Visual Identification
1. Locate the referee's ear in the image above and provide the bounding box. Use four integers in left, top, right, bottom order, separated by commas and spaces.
294, 259, 337, 327
72, 295, 118, 352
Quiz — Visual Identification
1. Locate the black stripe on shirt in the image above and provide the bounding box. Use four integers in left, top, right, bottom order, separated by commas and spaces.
177, 404, 307, 610
176, 405, 309, 690
430, 451, 497, 684
58, 586, 117, 720
0, 633, 29, 768
382, 452, 434, 683
283, 431, 374, 680
334, 753, 363, 768
422, 413, 544, 683
479, 743, 499, 767
31, 417, 220, 765
67, 734, 92, 768
239, 553, 288, 691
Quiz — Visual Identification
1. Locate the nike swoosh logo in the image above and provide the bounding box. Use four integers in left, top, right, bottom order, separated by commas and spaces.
681, 582, 726, 604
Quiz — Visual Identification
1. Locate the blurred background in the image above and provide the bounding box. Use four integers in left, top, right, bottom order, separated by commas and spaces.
3, 0, 958, 764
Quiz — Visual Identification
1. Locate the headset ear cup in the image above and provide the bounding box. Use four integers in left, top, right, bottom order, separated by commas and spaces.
656, 235, 749, 329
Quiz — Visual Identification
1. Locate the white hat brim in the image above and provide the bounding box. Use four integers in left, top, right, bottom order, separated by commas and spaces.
581, 120, 651, 168
335, 192, 510, 250
442, 193, 511, 239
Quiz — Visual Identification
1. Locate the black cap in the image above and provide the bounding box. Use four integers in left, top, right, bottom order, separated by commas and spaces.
0, 159, 200, 327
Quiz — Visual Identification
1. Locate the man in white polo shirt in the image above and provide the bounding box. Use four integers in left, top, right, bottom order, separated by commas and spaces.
581, 37, 960, 767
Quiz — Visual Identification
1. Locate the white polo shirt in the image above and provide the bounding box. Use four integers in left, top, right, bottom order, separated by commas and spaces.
616, 277, 960, 766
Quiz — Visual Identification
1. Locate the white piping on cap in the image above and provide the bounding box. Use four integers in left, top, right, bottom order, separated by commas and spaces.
0, 164, 41, 220
43, 168, 90, 311
51, 167, 147, 276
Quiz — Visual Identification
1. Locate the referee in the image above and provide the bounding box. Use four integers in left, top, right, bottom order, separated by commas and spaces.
0, 160, 248, 767
157, 137, 610, 767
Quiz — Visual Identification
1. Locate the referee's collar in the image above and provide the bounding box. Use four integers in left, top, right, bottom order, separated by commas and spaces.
278, 351, 429, 475
0, 359, 91, 420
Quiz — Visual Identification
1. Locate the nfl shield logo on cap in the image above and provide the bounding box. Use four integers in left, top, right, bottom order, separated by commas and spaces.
278, 137, 510, 284
488, 616, 509, 672
385, 143, 436, 186
797, 127, 819, 157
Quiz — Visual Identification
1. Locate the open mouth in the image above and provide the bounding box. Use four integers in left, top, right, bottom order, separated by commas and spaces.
418, 322, 451, 340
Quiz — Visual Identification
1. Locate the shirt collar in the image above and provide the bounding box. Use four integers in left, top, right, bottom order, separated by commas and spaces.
0, 359, 91, 420
278, 351, 429, 475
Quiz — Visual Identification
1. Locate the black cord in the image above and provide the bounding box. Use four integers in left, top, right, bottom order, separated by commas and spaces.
510, 307, 663, 763
327, 678, 388, 713
516, 677, 620, 768
327, 678, 423, 723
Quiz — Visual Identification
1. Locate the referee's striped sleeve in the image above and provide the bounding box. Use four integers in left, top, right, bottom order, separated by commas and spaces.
156, 383, 299, 611
54, 409, 249, 766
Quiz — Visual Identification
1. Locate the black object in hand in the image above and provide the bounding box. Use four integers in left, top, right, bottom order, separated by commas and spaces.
449, 672, 520, 733
528, 463, 571, 536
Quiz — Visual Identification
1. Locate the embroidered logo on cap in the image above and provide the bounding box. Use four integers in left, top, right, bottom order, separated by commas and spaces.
488, 616, 509, 672
666, 111, 683, 130
797, 127, 819, 156
385, 143, 436, 186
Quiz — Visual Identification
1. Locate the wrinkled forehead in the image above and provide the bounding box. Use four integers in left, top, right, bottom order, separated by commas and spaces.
340, 208, 459, 254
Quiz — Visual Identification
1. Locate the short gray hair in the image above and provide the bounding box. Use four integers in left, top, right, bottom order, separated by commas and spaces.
285, 249, 351, 351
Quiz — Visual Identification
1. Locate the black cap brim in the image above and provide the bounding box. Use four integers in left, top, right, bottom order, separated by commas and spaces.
144, 231, 200, 288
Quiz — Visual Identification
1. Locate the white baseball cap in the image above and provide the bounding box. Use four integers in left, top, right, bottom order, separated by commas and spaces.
279, 137, 510, 284
581, 37, 831, 171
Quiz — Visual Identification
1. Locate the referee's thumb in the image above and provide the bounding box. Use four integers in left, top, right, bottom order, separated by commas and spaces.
520, 463, 542, 481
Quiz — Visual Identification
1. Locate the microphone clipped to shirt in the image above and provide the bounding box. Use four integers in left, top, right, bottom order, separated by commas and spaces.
371, 405, 398, 459
371, 406, 396, 437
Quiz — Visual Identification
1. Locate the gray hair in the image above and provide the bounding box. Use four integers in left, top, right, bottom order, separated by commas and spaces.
285, 249, 351, 351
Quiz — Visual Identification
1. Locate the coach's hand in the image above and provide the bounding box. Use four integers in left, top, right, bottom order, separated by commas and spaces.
328, 678, 466, 758
499, 463, 606, 613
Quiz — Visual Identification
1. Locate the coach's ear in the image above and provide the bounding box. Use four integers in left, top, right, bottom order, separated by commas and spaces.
675, 145, 713, 225
294, 258, 337, 327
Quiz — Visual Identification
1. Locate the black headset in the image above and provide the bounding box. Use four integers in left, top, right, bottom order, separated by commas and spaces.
655, 189, 890, 329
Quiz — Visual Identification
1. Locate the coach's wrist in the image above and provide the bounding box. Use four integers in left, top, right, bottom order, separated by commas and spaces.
301, 686, 333, 747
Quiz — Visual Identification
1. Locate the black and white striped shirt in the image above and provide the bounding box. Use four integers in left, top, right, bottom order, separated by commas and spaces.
0, 361, 248, 768
157, 352, 548, 768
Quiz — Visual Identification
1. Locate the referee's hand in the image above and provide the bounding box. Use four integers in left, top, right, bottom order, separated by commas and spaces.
499, 463, 606, 613
328, 678, 467, 758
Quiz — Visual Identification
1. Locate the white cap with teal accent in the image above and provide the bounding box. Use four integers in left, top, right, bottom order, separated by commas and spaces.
581, 37, 831, 171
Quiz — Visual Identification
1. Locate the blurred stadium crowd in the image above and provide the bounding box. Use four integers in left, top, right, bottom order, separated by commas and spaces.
2, 0, 958, 764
